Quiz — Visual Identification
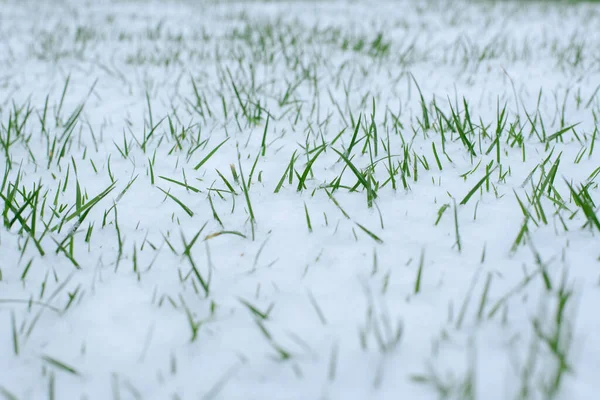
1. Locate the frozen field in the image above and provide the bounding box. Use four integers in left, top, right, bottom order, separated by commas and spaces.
1, 0, 599, 398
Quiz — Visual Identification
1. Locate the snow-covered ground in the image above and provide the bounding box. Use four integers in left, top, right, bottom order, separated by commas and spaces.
1, 0, 599, 398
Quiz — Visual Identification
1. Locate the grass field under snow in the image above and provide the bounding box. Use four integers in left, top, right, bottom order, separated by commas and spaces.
0, 0, 600, 399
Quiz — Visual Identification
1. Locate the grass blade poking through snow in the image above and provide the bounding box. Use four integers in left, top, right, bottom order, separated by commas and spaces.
238, 153, 256, 239
460, 166, 497, 205
333, 148, 377, 207
11, 311, 18, 355
345, 114, 362, 156
261, 114, 270, 157
205, 230, 247, 240
182, 225, 210, 297
414, 250, 425, 294
453, 199, 462, 252
274, 150, 298, 193
355, 222, 383, 244
297, 145, 326, 191
194, 138, 229, 170
304, 202, 312, 233
41, 355, 81, 376
57, 181, 117, 228
565, 180, 600, 232
157, 187, 194, 217
239, 298, 273, 320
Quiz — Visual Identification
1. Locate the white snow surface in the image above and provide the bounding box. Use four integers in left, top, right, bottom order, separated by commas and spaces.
0, 0, 599, 399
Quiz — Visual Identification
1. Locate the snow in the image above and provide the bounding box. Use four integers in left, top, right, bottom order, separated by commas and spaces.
0, 0, 599, 399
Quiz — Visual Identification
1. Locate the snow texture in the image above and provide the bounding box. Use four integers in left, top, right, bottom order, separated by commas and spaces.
0, 0, 599, 399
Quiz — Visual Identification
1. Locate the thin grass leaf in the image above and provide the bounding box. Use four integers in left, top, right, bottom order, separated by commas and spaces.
355, 222, 383, 244
157, 187, 194, 217
332, 148, 376, 207
194, 138, 229, 170
297, 145, 326, 191
41, 355, 80, 376
459, 166, 497, 205
205, 230, 247, 240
